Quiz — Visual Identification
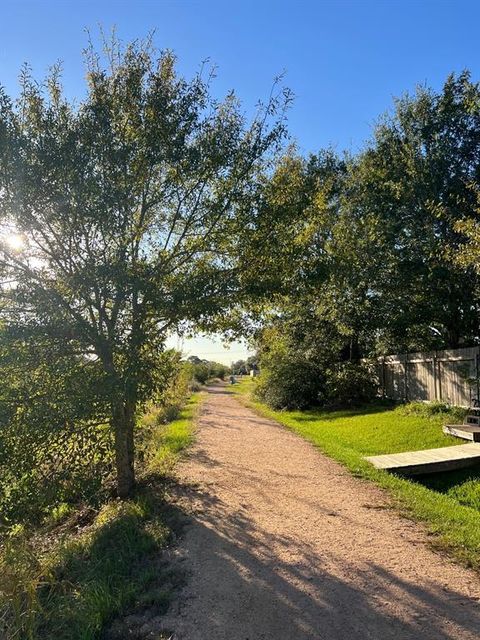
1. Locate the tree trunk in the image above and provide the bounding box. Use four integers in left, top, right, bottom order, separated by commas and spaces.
349, 335, 361, 362
447, 325, 460, 349
112, 397, 136, 499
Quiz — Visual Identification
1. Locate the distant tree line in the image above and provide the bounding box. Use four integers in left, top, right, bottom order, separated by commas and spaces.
185, 355, 229, 384
230, 355, 258, 375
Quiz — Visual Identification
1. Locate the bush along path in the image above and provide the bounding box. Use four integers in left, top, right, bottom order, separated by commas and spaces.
0, 393, 202, 640
156, 384, 480, 640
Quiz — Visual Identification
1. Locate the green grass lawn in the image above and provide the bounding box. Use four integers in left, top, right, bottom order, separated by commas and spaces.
232, 378, 480, 569
1, 393, 202, 640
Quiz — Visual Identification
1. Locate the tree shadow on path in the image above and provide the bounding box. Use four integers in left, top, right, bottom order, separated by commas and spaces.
157, 478, 480, 640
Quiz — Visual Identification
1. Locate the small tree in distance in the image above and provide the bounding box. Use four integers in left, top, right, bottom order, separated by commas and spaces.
0, 35, 290, 497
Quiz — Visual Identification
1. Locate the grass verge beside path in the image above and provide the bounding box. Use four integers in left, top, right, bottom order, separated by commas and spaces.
231, 378, 480, 570
0, 393, 202, 640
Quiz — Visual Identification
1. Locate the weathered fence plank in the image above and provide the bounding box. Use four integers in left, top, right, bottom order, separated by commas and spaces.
369, 346, 480, 407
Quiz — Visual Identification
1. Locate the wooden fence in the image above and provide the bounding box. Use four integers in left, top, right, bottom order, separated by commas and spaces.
370, 346, 480, 407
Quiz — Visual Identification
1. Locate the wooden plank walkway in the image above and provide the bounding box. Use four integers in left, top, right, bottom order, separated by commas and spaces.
365, 443, 480, 475
443, 424, 480, 442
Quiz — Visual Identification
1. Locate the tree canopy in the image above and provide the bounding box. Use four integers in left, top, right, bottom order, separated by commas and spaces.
0, 37, 290, 496
253, 72, 480, 408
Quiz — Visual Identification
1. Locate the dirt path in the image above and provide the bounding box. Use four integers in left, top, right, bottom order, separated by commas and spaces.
159, 385, 480, 640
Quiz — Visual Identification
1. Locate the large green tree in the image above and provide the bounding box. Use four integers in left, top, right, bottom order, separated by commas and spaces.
347, 71, 480, 349
252, 73, 480, 409
262, 73, 480, 359
0, 38, 289, 496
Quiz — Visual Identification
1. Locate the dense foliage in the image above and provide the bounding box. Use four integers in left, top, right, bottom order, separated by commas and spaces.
254, 72, 480, 409
0, 37, 289, 497
254, 323, 376, 409
185, 355, 228, 384
231, 355, 258, 375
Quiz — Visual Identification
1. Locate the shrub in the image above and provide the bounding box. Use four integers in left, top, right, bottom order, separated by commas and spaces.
208, 362, 228, 380
254, 332, 324, 409
322, 362, 377, 407
254, 330, 379, 410
255, 358, 322, 410
0, 330, 116, 527
399, 401, 467, 423
188, 379, 202, 393
191, 363, 210, 385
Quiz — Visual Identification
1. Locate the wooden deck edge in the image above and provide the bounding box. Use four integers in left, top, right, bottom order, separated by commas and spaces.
443, 425, 480, 442
365, 443, 480, 475
385, 457, 480, 476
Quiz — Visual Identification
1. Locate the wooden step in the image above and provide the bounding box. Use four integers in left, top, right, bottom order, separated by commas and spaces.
464, 415, 480, 426
365, 443, 480, 475
443, 424, 480, 442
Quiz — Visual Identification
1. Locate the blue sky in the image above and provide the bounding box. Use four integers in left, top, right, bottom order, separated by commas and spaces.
1, 0, 478, 363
